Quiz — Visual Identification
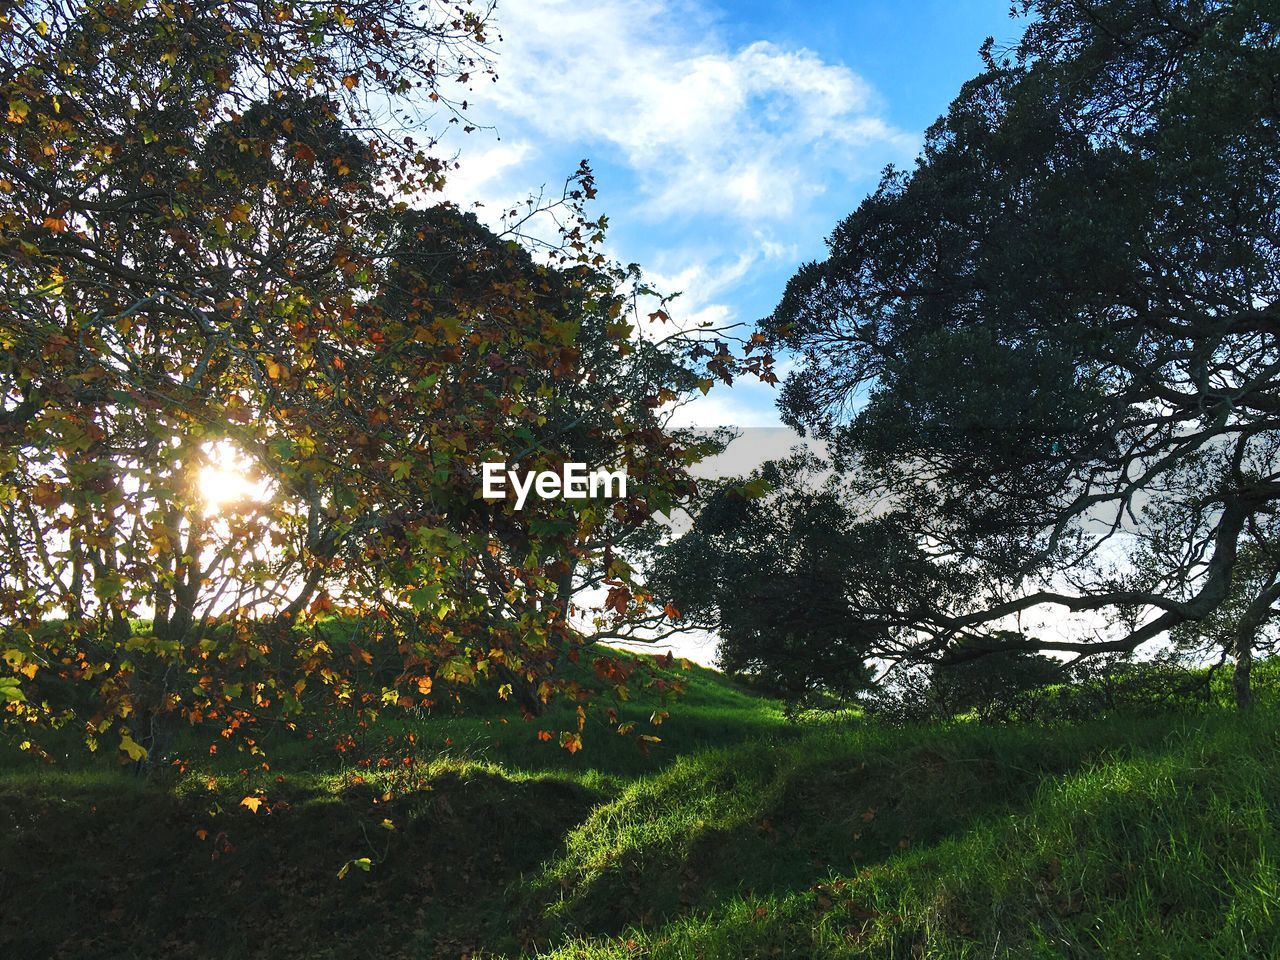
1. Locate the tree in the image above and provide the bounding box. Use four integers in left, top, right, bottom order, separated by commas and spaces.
346, 202, 744, 724
762, 0, 1280, 707
1167, 539, 1280, 709
650, 454, 882, 704
1, 0, 491, 760
0, 1, 763, 763
928, 633, 1062, 722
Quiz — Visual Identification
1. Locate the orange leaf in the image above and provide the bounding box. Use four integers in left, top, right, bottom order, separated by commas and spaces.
42, 216, 66, 232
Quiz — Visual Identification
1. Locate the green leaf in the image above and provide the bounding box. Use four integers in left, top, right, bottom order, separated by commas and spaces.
437, 656, 476, 684
0, 677, 26, 704
337, 857, 372, 880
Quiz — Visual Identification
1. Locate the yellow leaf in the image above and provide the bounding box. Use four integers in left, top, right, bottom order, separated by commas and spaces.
119, 733, 148, 762
265, 358, 283, 380
337, 857, 372, 879
240, 795, 263, 814
36, 19, 49, 36
380, 818, 395, 831
341, 74, 358, 90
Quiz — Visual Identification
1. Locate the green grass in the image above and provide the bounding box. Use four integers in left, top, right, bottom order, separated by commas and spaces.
531, 712, 1280, 958
2, 657, 1278, 959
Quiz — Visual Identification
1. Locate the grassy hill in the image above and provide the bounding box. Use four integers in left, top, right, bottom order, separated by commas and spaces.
2, 657, 1277, 959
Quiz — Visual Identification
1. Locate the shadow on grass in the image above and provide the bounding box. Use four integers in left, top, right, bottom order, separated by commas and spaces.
0, 766, 602, 960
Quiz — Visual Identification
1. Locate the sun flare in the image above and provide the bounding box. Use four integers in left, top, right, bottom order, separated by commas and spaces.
197, 442, 269, 513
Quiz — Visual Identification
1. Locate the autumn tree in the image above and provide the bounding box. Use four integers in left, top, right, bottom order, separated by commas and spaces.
762, 0, 1280, 706
0, 0, 759, 762
310, 202, 743, 727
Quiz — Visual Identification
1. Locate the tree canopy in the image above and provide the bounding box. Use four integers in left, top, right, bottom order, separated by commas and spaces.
651, 454, 879, 703
0, 0, 767, 763
762, 0, 1280, 705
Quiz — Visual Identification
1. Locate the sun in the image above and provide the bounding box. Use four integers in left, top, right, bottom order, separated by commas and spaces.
197, 442, 268, 513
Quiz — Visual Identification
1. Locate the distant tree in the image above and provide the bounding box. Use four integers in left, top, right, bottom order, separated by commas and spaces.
762, 0, 1280, 707
929, 634, 1062, 722
650, 455, 883, 704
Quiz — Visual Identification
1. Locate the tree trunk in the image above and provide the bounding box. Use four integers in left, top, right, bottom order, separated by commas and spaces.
1233, 639, 1254, 711
1231, 576, 1280, 712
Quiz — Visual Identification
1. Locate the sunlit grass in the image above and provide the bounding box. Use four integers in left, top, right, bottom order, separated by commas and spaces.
2, 660, 1277, 959
531, 710, 1280, 959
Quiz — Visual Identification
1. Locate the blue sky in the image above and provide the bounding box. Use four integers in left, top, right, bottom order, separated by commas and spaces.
444, 0, 1020, 427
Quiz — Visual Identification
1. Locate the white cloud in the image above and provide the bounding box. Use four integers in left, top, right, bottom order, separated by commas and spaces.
440, 139, 534, 211
479, 0, 913, 222
665, 386, 784, 429
638, 234, 800, 339
644, 247, 757, 329
432, 0, 914, 429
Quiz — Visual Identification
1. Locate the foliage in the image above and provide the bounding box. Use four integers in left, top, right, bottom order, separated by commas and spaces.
0, 0, 769, 765
650, 453, 879, 704
926, 633, 1063, 722
865, 652, 1279, 727
761, 0, 1280, 705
